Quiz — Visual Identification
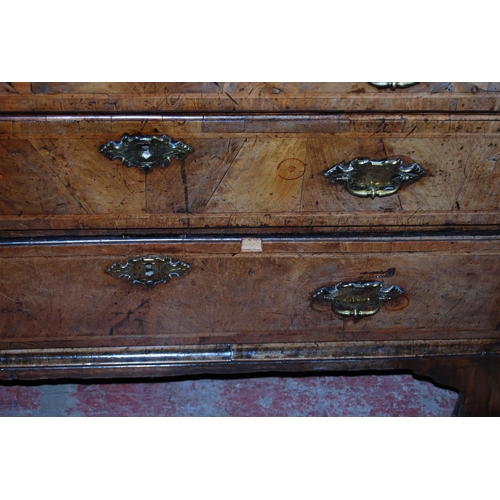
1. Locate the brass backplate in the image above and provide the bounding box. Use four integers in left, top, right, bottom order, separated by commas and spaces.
106, 256, 191, 288
324, 157, 425, 199
369, 82, 419, 90
99, 134, 193, 174
312, 281, 404, 319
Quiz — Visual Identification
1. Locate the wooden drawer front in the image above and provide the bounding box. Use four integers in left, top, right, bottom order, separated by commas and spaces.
0, 115, 499, 232
2, 82, 500, 113
0, 236, 499, 350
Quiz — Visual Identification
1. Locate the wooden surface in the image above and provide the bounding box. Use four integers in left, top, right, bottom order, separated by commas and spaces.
411, 356, 500, 417
0, 236, 499, 349
0, 114, 499, 232
1, 343, 499, 416
2, 82, 500, 113
1, 82, 499, 415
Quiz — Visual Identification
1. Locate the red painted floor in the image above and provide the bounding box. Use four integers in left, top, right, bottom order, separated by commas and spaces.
0, 372, 458, 416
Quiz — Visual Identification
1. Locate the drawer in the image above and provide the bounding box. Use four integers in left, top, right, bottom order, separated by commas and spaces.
1, 235, 499, 350
0, 114, 499, 233
2, 82, 500, 113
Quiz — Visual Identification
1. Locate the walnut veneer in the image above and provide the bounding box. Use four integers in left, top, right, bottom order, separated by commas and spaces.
1, 82, 499, 416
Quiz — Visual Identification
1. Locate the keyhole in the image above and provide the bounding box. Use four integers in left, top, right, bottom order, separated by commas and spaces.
145, 263, 154, 277
140, 145, 152, 160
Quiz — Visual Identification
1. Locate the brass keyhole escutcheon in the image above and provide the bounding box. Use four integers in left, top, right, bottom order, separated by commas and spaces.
106, 256, 191, 288
100, 134, 193, 174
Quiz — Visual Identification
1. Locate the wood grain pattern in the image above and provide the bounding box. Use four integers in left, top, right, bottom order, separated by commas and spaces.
1, 82, 499, 414
0, 114, 499, 232
2, 83, 500, 113
0, 237, 498, 350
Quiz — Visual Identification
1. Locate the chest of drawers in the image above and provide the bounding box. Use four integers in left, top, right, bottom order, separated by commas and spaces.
1, 82, 499, 416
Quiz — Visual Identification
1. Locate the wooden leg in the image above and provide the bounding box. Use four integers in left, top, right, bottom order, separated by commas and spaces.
451, 358, 500, 417
409, 356, 500, 417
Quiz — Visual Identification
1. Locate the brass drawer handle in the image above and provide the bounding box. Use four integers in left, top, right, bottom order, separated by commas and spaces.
312, 281, 404, 319
324, 157, 425, 199
99, 134, 193, 174
369, 82, 418, 90
106, 256, 191, 288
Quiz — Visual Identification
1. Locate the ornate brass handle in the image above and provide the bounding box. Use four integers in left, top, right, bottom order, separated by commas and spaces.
369, 82, 418, 90
99, 134, 193, 174
312, 281, 404, 319
324, 157, 425, 199
106, 256, 191, 288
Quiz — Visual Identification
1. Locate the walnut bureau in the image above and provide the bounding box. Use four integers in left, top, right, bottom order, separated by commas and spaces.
0, 82, 499, 416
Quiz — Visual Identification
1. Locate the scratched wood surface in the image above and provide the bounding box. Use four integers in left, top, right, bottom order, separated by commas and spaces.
0, 114, 499, 232
0, 237, 499, 350
1, 82, 500, 112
